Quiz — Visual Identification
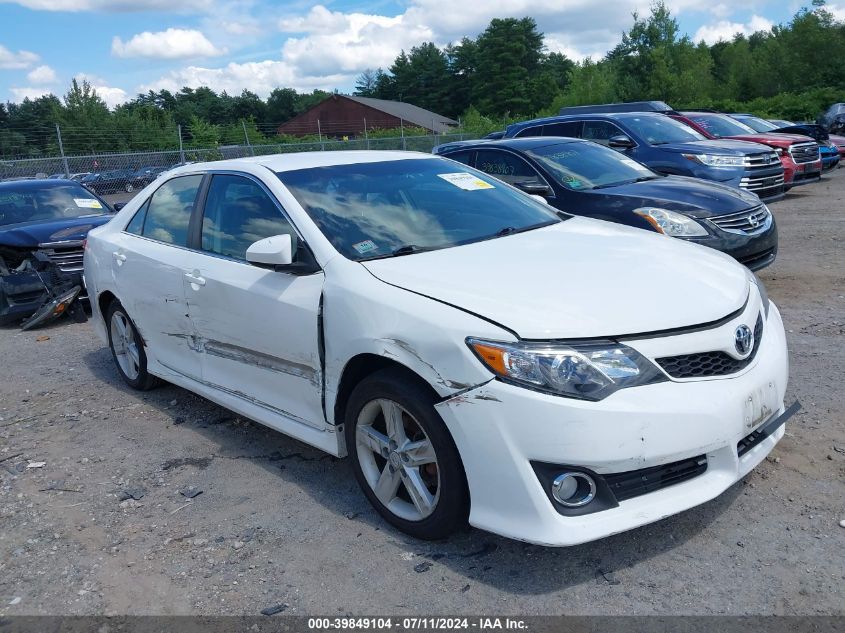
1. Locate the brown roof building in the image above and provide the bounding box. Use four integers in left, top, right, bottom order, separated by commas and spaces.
276, 94, 458, 138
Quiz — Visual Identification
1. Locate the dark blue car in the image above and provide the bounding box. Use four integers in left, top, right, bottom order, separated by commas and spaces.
501, 112, 786, 202
434, 137, 778, 270
0, 179, 114, 323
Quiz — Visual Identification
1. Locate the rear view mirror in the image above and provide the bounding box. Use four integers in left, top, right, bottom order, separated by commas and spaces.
608, 135, 635, 149
246, 234, 294, 267
514, 181, 553, 197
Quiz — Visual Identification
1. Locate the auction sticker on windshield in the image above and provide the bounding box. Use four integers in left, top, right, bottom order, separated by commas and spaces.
74, 198, 103, 209
438, 173, 495, 190
352, 239, 378, 255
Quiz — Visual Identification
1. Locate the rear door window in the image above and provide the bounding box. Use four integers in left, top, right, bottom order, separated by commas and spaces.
543, 121, 582, 137
140, 175, 203, 246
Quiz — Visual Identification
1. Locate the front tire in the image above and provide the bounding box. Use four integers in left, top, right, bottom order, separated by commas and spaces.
345, 369, 469, 540
106, 301, 158, 390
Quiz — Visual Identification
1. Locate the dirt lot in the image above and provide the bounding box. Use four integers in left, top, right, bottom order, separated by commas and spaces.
1, 173, 844, 616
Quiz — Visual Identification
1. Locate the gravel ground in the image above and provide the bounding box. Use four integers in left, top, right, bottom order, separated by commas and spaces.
1, 173, 844, 616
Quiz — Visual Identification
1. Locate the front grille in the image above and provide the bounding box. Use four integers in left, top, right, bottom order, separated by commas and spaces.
710, 205, 771, 235
738, 246, 776, 269
788, 141, 820, 164
656, 313, 764, 379
38, 241, 85, 273
744, 151, 780, 169
605, 455, 708, 502
739, 173, 784, 193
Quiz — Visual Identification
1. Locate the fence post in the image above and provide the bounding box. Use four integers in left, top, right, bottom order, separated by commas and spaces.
363, 118, 369, 150
432, 118, 439, 148
55, 124, 70, 178
400, 119, 406, 150
178, 125, 185, 164
458, 117, 463, 141
317, 120, 325, 151
242, 120, 254, 156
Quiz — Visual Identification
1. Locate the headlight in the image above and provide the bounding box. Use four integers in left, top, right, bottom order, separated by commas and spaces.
682, 153, 745, 167
467, 338, 666, 401
750, 272, 770, 317
633, 207, 708, 237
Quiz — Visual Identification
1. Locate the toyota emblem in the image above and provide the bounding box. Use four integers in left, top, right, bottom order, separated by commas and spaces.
734, 325, 754, 356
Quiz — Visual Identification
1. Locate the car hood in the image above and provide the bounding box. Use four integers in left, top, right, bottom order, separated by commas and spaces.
829, 134, 845, 146
657, 138, 771, 155
362, 218, 749, 339
0, 214, 112, 248
593, 175, 760, 217
725, 133, 813, 146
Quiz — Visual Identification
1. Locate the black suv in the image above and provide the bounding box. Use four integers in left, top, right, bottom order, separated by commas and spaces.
502, 111, 785, 202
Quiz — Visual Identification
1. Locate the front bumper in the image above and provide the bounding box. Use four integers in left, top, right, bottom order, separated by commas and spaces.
436, 300, 789, 546
688, 216, 778, 272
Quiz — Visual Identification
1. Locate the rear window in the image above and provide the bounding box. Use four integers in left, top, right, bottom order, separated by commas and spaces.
0, 184, 108, 227
135, 175, 203, 246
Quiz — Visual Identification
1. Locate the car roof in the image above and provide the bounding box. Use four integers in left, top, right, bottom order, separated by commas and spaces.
166, 150, 435, 177
0, 178, 85, 190
438, 137, 584, 152
506, 111, 665, 135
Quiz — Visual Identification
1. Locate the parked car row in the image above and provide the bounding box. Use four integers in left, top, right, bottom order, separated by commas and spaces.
79, 165, 172, 194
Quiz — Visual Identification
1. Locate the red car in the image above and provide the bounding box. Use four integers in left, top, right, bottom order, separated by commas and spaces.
671, 112, 822, 189
830, 134, 845, 161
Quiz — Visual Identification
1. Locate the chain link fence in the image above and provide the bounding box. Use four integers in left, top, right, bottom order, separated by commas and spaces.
0, 132, 476, 198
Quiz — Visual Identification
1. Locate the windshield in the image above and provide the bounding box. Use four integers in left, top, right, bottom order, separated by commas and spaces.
527, 142, 656, 190
687, 114, 757, 137
737, 116, 777, 132
277, 158, 562, 261
621, 115, 706, 144
0, 184, 108, 226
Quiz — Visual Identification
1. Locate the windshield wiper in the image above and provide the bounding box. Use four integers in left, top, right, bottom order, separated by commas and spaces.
391, 244, 423, 256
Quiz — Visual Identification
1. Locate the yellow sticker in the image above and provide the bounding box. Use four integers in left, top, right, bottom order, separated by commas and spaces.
438, 173, 495, 191
74, 198, 103, 209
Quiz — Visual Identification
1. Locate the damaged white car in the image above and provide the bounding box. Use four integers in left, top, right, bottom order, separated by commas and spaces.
83, 151, 795, 546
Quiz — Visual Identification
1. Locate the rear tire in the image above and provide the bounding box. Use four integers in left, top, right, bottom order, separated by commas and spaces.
345, 368, 469, 540
106, 300, 158, 390
124, 183, 134, 193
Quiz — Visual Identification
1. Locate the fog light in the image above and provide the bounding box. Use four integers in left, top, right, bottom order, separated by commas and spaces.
551, 472, 596, 507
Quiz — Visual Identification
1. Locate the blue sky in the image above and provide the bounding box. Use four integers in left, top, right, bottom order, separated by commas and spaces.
0, 0, 825, 107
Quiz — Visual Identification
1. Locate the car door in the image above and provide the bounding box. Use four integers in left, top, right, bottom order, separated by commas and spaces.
111, 173, 205, 380
181, 172, 325, 428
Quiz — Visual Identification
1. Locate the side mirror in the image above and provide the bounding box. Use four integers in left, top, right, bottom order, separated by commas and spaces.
246, 234, 294, 267
608, 135, 635, 149
112, 202, 126, 212
514, 181, 553, 197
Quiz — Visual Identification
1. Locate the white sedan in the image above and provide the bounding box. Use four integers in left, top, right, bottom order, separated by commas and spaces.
83, 151, 793, 546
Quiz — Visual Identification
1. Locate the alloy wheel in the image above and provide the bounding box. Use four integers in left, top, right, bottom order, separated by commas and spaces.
355, 398, 440, 521
110, 310, 140, 381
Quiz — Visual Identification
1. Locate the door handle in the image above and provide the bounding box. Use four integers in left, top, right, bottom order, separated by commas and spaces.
184, 272, 206, 287
112, 251, 126, 265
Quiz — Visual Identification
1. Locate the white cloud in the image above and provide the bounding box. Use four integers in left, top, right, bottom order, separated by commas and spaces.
693, 14, 773, 44
0, 44, 39, 69
9, 86, 52, 101
112, 28, 224, 59
0, 0, 205, 11
826, 3, 845, 21
140, 60, 347, 97
74, 73, 129, 107
27, 64, 58, 84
